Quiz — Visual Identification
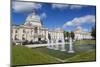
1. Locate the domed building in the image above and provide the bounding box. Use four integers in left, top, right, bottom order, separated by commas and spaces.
12, 10, 65, 47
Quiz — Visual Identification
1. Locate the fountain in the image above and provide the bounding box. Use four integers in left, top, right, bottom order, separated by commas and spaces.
47, 40, 54, 49
60, 39, 66, 51
54, 40, 59, 50
47, 40, 51, 49
68, 37, 75, 53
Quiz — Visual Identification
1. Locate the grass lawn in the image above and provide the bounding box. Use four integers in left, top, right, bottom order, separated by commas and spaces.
65, 50, 96, 62
74, 40, 96, 45
12, 45, 60, 66
33, 43, 96, 60
33, 47, 96, 63
12, 39, 96, 66
33, 47, 77, 60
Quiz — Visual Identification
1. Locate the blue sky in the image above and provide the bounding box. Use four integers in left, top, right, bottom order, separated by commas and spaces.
12, 1, 96, 32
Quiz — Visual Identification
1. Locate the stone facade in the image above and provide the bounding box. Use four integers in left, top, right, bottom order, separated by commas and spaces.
12, 11, 64, 44
74, 27, 92, 40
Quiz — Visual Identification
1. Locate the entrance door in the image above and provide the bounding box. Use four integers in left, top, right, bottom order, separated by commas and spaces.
38, 38, 41, 41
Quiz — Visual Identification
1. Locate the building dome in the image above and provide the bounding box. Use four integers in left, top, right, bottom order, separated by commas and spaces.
24, 10, 42, 27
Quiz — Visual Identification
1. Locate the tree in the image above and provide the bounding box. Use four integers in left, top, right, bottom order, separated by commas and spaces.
48, 33, 51, 40
64, 31, 70, 38
91, 26, 96, 39
70, 31, 75, 40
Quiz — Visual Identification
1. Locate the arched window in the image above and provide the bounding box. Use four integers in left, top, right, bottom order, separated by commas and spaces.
15, 35, 18, 40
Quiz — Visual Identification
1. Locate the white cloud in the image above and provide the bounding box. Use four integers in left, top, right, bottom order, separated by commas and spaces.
12, 1, 42, 13
63, 21, 73, 28
70, 5, 84, 9
83, 28, 89, 32
52, 4, 85, 10
76, 26, 82, 30
76, 26, 89, 32
63, 15, 95, 28
40, 12, 47, 19
52, 4, 69, 9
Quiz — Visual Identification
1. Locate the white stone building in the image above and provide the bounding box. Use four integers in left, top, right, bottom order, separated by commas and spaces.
12, 11, 64, 45
74, 27, 92, 40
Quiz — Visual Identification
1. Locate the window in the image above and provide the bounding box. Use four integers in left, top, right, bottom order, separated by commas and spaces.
22, 34, 25, 40
58, 40, 62, 43
23, 29, 26, 33
15, 30, 18, 33
48, 33, 51, 40
34, 27, 38, 33
22, 37, 25, 40
15, 35, 18, 40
